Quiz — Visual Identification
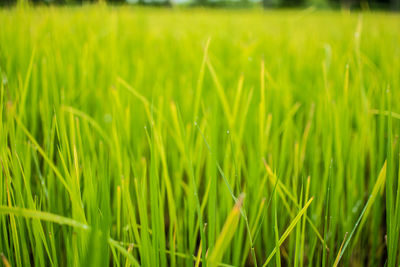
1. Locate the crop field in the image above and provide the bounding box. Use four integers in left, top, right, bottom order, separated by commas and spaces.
0, 6, 400, 267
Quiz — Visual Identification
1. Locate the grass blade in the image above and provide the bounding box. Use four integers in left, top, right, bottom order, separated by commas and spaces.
262, 197, 314, 267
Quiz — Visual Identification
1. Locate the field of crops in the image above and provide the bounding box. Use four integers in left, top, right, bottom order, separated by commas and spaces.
0, 6, 400, 266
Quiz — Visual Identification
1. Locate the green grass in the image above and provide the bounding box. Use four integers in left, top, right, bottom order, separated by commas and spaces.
0, 5, 400, 266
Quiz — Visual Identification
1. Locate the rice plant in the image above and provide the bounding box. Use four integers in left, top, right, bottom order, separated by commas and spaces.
0, 6, 399, 266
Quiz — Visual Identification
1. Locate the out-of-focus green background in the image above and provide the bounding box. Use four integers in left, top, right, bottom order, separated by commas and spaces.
0, 0, 399, 11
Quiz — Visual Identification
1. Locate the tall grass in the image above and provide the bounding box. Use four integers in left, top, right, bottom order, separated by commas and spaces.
0, 5, 399, 266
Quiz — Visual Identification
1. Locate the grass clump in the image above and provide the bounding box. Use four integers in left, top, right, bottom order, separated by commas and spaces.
0, 6, 400, 266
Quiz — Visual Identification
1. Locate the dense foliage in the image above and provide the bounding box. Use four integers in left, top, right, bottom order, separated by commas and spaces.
0, 6, 400, 267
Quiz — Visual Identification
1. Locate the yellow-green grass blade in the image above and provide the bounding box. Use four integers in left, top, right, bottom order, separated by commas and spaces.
262, 197, 314, 267
208, 194, 244, 267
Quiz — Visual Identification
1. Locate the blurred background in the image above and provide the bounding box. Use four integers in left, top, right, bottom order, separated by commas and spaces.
0, 0, 399, 11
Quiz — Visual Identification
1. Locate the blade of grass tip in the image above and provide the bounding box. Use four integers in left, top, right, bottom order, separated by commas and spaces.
237, 88, 254, 147
18, 47, 35, 118
193, 37, 211, 121
117, 77, 150, 107
262, 197, 314, 267
259, 60, 265, 156
117, 77, 157, 126
206, 59, 232, 125
232, 74, 244, 123
343, 63, 349, 103
274, 192, 281, 267
332, 232, 348, 267
208, 194, 244, 267
61, 105, 111, 145
322, 159, 332, 267
227, 130, 240, 196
